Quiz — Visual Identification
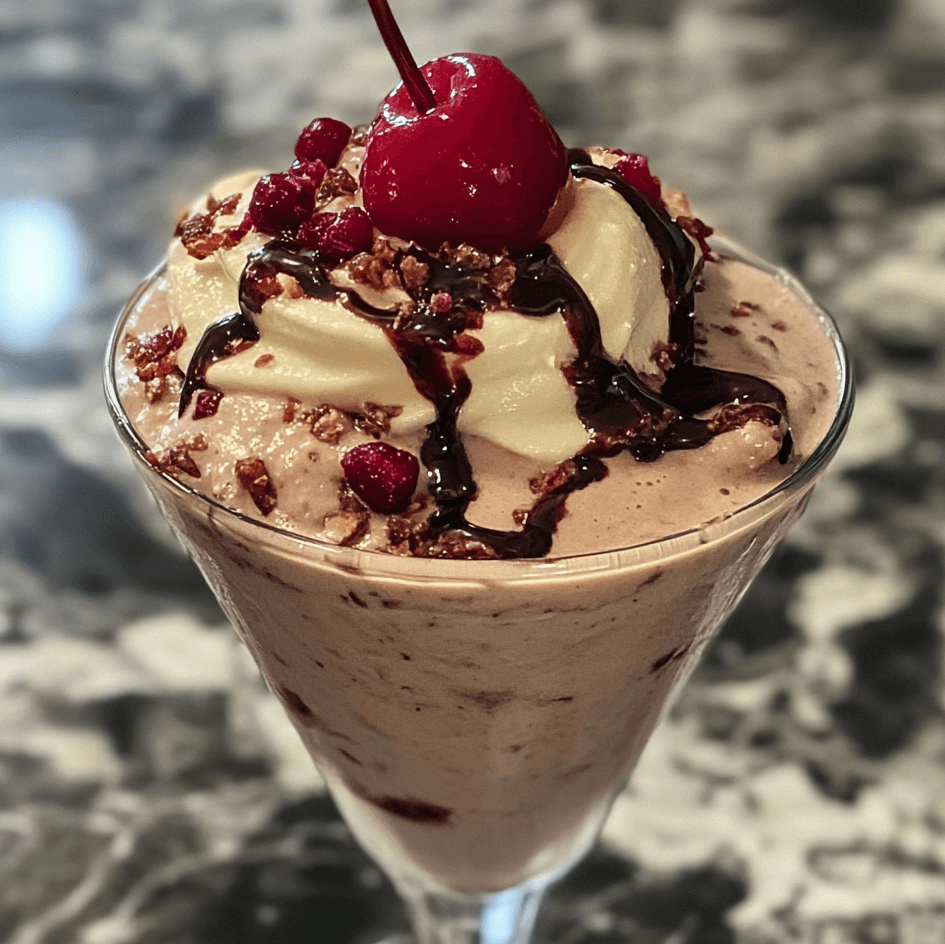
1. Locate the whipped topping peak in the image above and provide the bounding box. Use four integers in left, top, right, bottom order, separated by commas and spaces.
167, 151, 677, 463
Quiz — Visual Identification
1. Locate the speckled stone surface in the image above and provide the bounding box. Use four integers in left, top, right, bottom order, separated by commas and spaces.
1, 1, 944, 942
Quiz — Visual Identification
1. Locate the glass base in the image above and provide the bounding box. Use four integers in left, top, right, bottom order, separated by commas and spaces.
393, 882, 548, 944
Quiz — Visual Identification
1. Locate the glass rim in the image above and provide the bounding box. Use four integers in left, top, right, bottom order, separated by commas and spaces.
104, 233, 854, 580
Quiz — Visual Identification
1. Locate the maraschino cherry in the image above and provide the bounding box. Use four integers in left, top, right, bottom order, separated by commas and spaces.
360, 0, 567, 253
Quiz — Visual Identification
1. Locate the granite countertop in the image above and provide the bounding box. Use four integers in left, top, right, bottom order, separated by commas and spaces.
2, 0, 944, 941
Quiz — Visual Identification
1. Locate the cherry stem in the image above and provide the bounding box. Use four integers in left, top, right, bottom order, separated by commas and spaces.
367, 0, 437, 114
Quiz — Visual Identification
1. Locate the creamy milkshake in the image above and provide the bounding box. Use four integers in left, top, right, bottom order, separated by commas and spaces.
106, 12, 851, 933
108, 224, 849, 895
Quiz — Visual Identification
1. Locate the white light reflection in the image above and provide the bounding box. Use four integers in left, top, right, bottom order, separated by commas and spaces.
0, 197, 84, 350
480, 886, 538, 944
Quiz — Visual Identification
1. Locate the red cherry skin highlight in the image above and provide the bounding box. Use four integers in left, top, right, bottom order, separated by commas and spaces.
360, 54, 568, 253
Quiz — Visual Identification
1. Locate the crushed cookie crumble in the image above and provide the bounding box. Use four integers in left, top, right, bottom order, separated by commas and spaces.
147, 433, 208, 479
529, 463, 574, 497
708, 402, 780, 434
399, 255, 430, 293
443, 243, 492, 270
317, 166, 358, 204
351, 403, 403, 438
323, 511, 370, 547
325, 480, 370, 546
283, 396, 301, 424
487, 257, 516, 306
301, 405, 347, 445
235, 457, 278, 515
125, 325, 187, 403
177, 193, 248, 260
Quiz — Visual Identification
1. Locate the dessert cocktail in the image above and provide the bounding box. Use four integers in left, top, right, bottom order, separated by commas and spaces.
105, 3, 853, 941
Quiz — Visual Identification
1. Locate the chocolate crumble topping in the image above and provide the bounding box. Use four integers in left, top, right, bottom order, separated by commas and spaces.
147, 433, 208, 479
351, 402, 403, 438
324, 481, 370, 546
235, 457, 278, 515
708, 402, 781, 435
345, 237, 406, 292
301, 405, 348, 445
652, 340, 683, 373
317, 166, 358, 205
399, 255, 430, 293
125, 325, 186, 403
176, 193, 249, 260
283, 396, 301, 424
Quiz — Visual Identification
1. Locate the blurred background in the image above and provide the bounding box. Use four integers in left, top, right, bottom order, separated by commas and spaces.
1, 0, 944, 941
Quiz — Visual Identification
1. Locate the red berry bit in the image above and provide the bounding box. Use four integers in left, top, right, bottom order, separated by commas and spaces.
341, 442, 420, 514
247, 172, 316, 236
295, 117, 352, 167
613, 154, 662, 205
297, 207, 374, 261
431, 292, 452, 313
288, 158, 328, 188
193, 389, 222, 419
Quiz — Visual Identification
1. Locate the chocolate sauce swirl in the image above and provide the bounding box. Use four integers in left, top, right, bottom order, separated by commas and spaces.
179, 311, 259, 418
179, 159, 792, 558
179, 241, 400, 416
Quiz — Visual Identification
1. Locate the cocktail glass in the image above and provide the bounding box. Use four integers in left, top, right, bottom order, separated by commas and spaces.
105, 235, 853, 944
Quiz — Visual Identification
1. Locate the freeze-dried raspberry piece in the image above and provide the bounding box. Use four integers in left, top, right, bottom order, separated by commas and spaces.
295, 118, 351, 167
297, 207, 374, 261
193, 389, 222, 419
676, 214, 715, 258
282, 397, 301, 424
248, 172, 317, 237
341, 442, 419, 514
613, 153, 662, 204
731, 301, 760, 318
288, 158, 328, 189
126, 324, 185, 373
652, 340, 682, 373
235, 457, 278, 515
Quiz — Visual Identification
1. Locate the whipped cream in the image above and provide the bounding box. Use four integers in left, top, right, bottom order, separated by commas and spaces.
165, 159, 673, 463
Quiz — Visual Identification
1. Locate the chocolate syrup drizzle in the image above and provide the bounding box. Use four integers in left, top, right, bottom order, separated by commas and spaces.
179, 154, 791, 558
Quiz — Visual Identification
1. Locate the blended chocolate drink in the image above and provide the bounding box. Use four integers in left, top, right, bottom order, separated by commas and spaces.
106, 48, 851, 901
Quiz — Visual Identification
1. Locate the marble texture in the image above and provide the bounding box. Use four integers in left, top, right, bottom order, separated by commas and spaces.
1, 0, 944, 941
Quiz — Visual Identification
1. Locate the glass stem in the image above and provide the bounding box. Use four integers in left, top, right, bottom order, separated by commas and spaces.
402, 882, 548, 944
